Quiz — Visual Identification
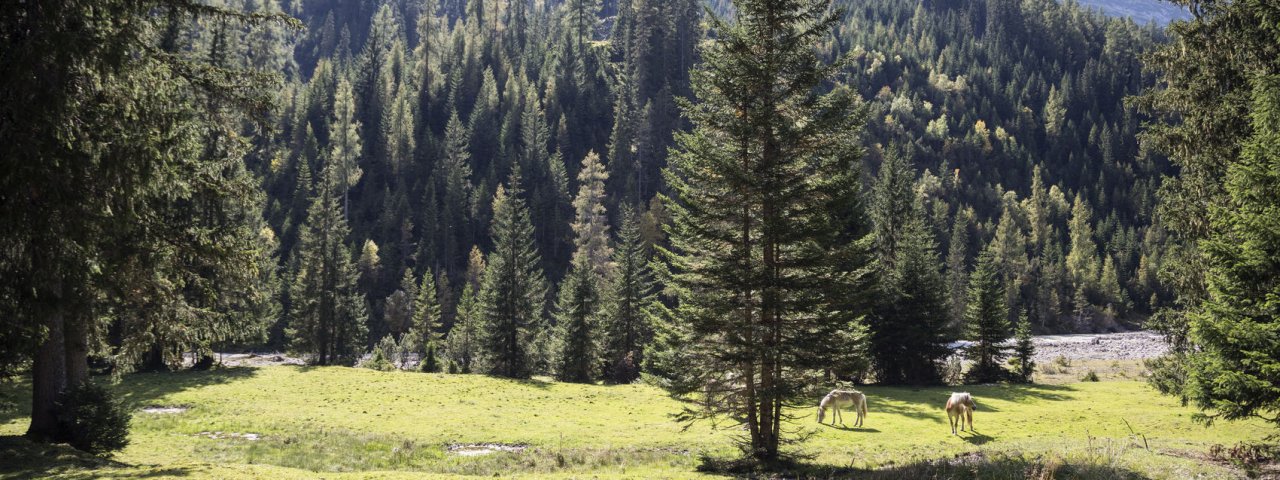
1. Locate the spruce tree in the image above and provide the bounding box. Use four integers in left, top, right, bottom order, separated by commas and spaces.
479, 172, 550, 378
868, 149, 952, 384
658, 0, 870, 460
603, 207, 657, 383
1176, 75, 1280, 427
447, 282, 482, 373
1011, 312, 1036, 383
553, 151, 612, 383
413, 268, 444, 372
288, 160, 369, 365
964, 249, 1012, 384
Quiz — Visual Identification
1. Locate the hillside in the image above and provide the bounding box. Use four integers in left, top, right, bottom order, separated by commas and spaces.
0, 366, 1270, 478
1074, 0, 1191, 24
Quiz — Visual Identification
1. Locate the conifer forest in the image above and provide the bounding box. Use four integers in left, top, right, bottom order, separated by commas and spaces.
3, 0, 1280, 476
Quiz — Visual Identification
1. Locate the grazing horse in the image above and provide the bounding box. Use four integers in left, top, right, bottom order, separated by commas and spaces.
817, 389, 867, 427
945, 392, 977, 435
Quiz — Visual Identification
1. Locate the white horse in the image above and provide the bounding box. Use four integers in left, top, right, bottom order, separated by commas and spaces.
817, 389, 867, 427
945, 392, 977, 435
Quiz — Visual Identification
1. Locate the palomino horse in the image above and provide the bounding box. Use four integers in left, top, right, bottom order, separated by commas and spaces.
945, 392, 977, 435
817, 389, 867, 427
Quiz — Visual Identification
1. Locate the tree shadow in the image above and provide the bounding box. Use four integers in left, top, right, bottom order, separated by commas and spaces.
0, 368, 257, 443
0, 435, 194, 479
703, 450, 1152, 479
820, 423, 880, 433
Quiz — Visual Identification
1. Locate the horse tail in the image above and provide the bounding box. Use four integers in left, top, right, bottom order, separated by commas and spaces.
860, 396, 868, 417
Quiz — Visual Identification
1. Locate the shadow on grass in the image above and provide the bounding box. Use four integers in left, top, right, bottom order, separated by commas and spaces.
960, 431, 994, 445
820, 423, 879, 433
701, 450, 1152, 479
0, 435, 194, 479
112, 367, 258, 410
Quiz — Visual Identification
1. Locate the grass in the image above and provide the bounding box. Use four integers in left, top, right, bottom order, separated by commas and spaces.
0, 365, 1271, 479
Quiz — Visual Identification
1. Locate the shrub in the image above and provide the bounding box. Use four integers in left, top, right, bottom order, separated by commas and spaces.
1081, 370, 1100, 382
362, 335, 399, 371
57, 381, 131, 454
419, 341, 440, 373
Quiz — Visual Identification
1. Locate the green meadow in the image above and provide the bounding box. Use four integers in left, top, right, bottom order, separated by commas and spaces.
0, 366, 1269, 479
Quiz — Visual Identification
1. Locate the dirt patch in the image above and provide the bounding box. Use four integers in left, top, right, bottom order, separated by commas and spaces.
194, 431, 261, 441
140, 405, 190, 414
446, 443, 528, 456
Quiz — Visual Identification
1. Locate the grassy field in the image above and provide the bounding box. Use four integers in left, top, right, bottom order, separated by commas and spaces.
0, 365, 1270, 479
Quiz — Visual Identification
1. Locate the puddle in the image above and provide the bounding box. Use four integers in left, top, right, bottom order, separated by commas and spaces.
194, 431, 261, 441
140, 405, 190, 414
446, 443, 527, 456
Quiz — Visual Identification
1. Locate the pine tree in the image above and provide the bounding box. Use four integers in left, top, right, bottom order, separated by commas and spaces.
868, 149, 952, 384
946, 211, 971, 332
570, 151, 613, 277
1011, 312, 1035, 383
383, 267, 417, 338
288, 160, 369, 365
603, 207, 657, 383
440, 110, 474, 271
964, 248, 1012, 384
413, 268, 444, 371
1175, 75, 1280, 428
479, 172, 550, 378
554, 263, 599, 382
658, 0, 870, 460
447, 282, 482, 373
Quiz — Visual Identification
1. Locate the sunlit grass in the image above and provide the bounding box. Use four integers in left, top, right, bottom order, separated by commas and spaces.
0, 365, 1269, 478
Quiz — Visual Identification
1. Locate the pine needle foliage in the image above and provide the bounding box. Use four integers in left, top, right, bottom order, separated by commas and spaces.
657, 0, 871, 462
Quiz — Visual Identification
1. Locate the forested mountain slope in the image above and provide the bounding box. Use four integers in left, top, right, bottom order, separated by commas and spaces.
235, 0, 1173, 351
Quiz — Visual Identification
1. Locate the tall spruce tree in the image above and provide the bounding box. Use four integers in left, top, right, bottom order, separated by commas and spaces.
658, 0, 870, 460
0, 0, 296, 444
553, 151, 612, 382
964, 248, 1012, 384
868, 149, 952, 384
413, 268, 444, 371
287, 161, 369, 365
603, 207, 657, 383
1173, 75, 1280, 427
479, 172, 550, 378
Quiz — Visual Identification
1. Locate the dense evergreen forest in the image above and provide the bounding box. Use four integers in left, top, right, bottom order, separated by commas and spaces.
251, 0, 1168, 358
8, 0, 1280, 467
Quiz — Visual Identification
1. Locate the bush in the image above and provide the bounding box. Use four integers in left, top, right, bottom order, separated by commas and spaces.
362, 335, 399, 371
1081, 370, 1100, 382
57, 381, 131, 454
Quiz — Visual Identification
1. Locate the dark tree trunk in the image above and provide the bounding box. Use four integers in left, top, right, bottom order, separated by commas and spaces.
138, 342, 171, 372
64, 314, 90, 386
27, 280, 67, 441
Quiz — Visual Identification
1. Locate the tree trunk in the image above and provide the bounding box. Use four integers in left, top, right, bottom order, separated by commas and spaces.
27, 279, 67, 441
64, 314, 90, 386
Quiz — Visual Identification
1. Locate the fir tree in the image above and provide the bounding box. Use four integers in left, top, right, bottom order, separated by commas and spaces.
447, 282, 482, 373
868, 149, 952, 384
1175, 75, 1280, 428
1011, 312, 1035, 383
658, 0, 870, 460
964, 248, 1012, 384
288, 161, 369, 365
479, 172, 550, 378
603, 207, 657, 383
413, 268, 444, 371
